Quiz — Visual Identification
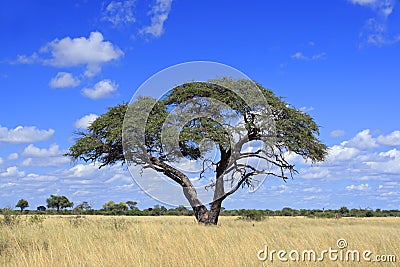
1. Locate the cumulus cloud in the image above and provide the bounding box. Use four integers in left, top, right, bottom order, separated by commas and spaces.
21, 157, 70, 167
377, 130, 400, 146
20, 144, 69, 167
82, 79, 118, 99
346, 183, 369, 191
291, 52, 326, 61
22, 144, 63, 158
365, 148, 400, 173
40, 31, 123, 77
140, 0, 172, 37
49, 72, 80, 88
0, 125, 54, 144
75, 114, 99, 129
327, 145, 360, 162
102, 0, 136, 26
341, 129, 378, 150
67, 164, 98, 178
0, 166, 25, 177
294, 129, 400, 187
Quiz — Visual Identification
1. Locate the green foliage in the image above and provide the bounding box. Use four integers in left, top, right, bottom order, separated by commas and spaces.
16, 199, 29, 212
339, 206, 349, 215
74, 201, 92, 212
65, 104, 127, 167
66, 78, 327, 187
102, 201, 128, 214
126, 201, 138, 210
46, 195, 74, 211
238, 209, 265, 221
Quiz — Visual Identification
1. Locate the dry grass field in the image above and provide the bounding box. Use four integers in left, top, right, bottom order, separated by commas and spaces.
0, 215, 399, 266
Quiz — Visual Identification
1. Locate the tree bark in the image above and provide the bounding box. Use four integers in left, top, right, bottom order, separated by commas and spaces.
208, 198, 223, 224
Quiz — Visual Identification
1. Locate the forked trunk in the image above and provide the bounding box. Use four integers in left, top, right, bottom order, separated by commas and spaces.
191, 203, 222, 225
184, 186, 223, 225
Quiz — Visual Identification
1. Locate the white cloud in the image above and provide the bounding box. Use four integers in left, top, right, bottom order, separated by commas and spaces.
75, 114, 99, 129
105, 173, 132, 183
22, 173, 58, 182
348, 0, 395, 17
14, 53, 39, 64
7, 153, 19, 160
49, 72, 80, 88
300, 167, 330, 179
20, 144, 69, 167
365, 148, 400, 173
327, 145, 360, 162
350, 0, 399, 46
299, 106, 314, 113
102, 0, 136, 26
377, 130, 400, 146
67, 164, 98, 178
346, 183, 369, 191
291, 52, 326, 61
40, 31, 123, 77
82, 79, 118, 99
330, 130, 346, 138
303, 187, 322, 193
21, 157, 70, 167
140, 0, 172, 37
341, 129, 378, 150
378, 149, 400, 158
362, 18, 400, 46
0, 166, 25, 177
0, 157, 3, 165
22, 144, 63, 158
349, 0, 377, 6
291, 52, 307, 60
73, 190, 91, 196
0, 125, 54, 144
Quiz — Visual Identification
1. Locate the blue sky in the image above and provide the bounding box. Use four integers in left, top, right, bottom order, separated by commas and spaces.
0, 0, 399, 210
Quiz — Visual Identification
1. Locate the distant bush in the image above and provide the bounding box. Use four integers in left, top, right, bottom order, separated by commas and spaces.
238, 210, 265, 221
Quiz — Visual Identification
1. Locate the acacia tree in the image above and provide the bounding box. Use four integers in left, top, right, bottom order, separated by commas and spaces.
46, 195, 74, 211
66, 78, 327, 225
126, 201, 138, 210
75, 201, 92, 211
16, 199, 29, 212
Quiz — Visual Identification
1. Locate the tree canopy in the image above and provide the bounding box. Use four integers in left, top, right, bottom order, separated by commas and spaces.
66, 78, 327, 224
16, 199, 29, 212
46, 195, 74, 211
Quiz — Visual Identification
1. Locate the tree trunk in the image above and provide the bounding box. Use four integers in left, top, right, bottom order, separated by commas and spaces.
151, 156, 226, 225
193, 205, 210, 224
208, 198, 223, 225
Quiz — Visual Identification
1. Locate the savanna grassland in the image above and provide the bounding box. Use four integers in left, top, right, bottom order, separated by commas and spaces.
0, 215, 399, 266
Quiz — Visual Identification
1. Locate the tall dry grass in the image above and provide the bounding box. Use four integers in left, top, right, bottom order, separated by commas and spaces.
0, 215, 399, 266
